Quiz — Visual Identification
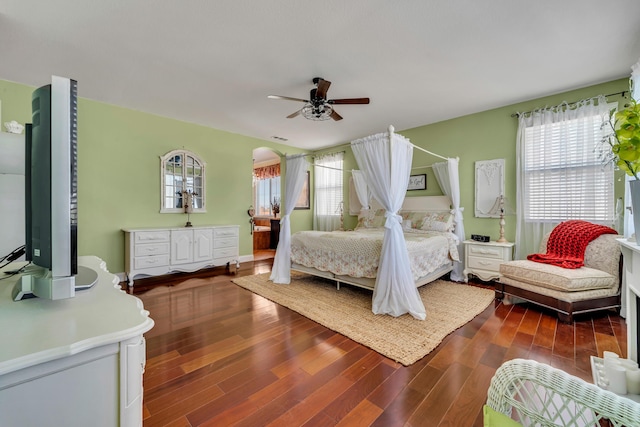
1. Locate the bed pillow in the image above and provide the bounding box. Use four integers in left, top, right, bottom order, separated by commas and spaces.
399, 211, 429, 230
420, 211, 454, 232
355, 209, 386, 229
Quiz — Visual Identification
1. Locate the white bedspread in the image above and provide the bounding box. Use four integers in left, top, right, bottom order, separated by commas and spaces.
290, 228, 459, 280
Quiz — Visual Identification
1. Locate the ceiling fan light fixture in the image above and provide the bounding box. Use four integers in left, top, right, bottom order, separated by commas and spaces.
301, 103, 333, 121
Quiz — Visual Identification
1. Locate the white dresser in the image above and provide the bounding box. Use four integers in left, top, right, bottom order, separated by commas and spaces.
0, 256, 154, 427
123, 225, 239, 286
463, 240, 514, 282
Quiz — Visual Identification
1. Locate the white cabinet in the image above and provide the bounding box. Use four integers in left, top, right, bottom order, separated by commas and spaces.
171, 228, 214, 265
0, 256, 154, 427
463, 240, 514, 282
124, 225, 239, 286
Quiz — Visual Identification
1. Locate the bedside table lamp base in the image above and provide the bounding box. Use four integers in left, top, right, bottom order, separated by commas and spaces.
497, 215, 507, 243
488, 195, 513, 244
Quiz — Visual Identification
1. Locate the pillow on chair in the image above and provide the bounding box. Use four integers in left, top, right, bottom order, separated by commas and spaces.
483, 405, 523, 427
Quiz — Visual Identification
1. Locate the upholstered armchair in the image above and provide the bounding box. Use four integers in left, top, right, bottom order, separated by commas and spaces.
497, 231, 622, 322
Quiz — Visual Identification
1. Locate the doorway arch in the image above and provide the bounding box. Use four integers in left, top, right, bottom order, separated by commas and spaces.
252, 147, 282, 258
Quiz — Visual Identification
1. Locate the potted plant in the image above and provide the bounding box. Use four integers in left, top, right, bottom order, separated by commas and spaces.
270, 197, 280, 217
601, 96, 640, 236
604, 99, 640, 178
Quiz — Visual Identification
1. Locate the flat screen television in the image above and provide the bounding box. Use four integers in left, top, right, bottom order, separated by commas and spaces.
12, 76, 97, 301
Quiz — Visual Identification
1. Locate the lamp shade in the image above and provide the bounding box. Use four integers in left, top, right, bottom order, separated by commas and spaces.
487, 195, 514, 217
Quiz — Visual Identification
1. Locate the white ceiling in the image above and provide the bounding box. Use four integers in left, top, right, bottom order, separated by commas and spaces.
2, 1, 640, 151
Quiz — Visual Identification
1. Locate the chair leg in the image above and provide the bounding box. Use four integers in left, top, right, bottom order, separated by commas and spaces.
558, 312, 573, 323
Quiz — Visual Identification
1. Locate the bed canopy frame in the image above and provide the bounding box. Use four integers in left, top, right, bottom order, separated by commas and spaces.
269, 125, 465, 320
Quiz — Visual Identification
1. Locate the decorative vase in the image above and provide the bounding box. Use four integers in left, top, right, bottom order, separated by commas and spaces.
630, 179, 640, 242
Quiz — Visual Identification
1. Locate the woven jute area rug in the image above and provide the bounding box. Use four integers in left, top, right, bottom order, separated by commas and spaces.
231, 272, 495, 366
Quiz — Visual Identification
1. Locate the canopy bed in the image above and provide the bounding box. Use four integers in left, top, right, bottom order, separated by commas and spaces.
290, 195, 459, 291
270, 126, 465, 320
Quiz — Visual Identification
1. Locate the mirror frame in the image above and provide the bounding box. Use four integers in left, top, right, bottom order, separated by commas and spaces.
160, 149, 207, 213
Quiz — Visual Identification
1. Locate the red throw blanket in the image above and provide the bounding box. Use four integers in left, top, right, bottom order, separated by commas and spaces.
527, 220, 616, 269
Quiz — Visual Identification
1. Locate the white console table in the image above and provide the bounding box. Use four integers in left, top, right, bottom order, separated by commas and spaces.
0, 256, 154, 427
123, 225, 239, 287
618, 239, 639, 363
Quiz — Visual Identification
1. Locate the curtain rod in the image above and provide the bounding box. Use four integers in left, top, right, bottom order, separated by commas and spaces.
312, 163, 353, 174
510, 90, 628, 118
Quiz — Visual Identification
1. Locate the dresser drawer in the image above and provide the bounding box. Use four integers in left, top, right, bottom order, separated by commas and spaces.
467, 256, 503, 272
134, 230, 170, 243
214, 237, 237, 249
214, 227, 238, 238
466, 244, 508, 260
214, 247, 237, 259
134, 242, 169, 257
134, 254, 170, 270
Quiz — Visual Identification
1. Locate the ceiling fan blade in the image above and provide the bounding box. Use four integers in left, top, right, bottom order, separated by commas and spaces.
328, 97, 370, 105
315, 78, 331, 99
286, 109, 302, 119
268, 95, 309, 103
330, 109, 343, 121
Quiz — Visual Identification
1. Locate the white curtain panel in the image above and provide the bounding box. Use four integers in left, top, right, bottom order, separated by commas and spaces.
432, 158, 465, 282
515, 98, 612, 259
351, 130, 426, 320
270, 154, 309, 284
351, 169, 372, 211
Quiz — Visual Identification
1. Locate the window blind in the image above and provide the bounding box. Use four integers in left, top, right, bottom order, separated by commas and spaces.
523, 112, 614, 223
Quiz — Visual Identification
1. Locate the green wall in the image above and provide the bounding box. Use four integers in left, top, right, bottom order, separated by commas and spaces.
0, 79, 312, 273
1, 76, 628, 272
326, 78, 629, 240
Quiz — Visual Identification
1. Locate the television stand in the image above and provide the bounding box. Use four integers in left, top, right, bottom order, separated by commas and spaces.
11, 265, 99, 301
75, 265, 99, 290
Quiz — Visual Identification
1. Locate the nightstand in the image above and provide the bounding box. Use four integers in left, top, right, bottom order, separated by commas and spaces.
463, 240, 514, 283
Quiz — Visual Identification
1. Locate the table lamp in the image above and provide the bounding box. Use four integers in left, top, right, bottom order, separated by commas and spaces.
488, 195, 514, 243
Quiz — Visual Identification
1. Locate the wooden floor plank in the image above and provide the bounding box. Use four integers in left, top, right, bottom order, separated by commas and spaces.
437, 363, 497, 427
405, 362, 474, 426
131, 258, 627, 427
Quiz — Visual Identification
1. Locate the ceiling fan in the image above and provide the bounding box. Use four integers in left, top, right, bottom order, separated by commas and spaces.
268, 77, 370, 121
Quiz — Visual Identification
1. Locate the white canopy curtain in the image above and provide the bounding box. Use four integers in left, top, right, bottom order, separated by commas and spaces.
270, 154, 309, 284
351, 127, 426, 320
351, 170, 372, 211
432, 158, 465, 282
515, 97, 614, 259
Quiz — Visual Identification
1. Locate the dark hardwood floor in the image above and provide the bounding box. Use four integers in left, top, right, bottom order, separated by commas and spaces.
131, 257, 627, 427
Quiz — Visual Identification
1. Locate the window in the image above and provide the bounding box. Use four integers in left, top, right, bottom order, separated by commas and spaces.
253, 163, 280, 216
160, 149, 205, 213
522, 106, 615, 223
314, 152, 343, 231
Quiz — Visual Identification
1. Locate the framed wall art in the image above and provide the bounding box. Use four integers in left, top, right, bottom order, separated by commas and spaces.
475, 158, 505, 218
407, 174, 426, 191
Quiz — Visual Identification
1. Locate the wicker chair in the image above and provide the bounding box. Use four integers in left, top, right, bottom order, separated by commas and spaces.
486, 359, 640, 427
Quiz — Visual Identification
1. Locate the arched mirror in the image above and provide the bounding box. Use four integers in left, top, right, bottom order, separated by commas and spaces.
160, 149, 206, 213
